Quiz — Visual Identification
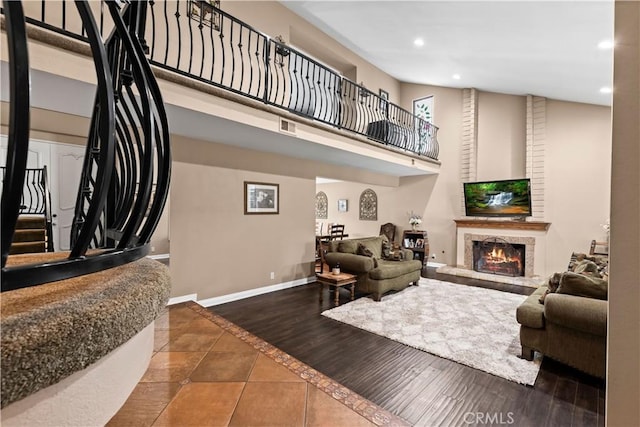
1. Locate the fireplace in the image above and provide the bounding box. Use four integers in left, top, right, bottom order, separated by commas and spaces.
472, 237, 525, 277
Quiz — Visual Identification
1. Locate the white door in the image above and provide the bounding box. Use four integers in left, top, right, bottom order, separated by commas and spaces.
1, 137, 85, 251
49, 143, 85, 251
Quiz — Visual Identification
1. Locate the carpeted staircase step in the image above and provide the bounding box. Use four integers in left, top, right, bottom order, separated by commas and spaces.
16, 215, 46, 229
9, 241, 46, 255
12, 229, 46, 243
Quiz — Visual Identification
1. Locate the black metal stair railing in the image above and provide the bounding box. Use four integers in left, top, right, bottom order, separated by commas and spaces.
14, 0, 439, 160
1, 0, 171, 292
1, 0, 31, 269
0, 166, 55, 252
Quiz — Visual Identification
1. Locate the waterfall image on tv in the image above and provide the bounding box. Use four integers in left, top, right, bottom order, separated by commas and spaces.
464, 178, 532, 217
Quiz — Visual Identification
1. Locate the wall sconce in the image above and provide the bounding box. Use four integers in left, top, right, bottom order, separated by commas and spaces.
274, 35, 290, 67
189, 0, 221, 31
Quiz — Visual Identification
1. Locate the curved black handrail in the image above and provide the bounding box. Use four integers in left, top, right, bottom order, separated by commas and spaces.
1, 0, 171, 292
1, 0, 31, 269
69, 0, 115, 258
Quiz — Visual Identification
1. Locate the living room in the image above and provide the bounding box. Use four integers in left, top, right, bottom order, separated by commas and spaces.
1, 0, 637, 425
167, 1, 611, 302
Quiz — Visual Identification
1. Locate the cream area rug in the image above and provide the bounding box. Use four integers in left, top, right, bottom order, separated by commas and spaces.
322, 278, 541, 385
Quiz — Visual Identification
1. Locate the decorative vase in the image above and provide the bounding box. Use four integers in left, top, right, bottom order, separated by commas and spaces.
411, 224, 416, 231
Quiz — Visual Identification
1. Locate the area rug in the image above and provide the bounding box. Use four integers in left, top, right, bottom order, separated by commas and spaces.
322, 278, 541, 385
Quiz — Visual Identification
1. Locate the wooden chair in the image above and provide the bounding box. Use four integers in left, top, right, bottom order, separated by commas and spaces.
329, 224, 345, 241
590, 240, 609, 255
315, 236, 328, 274
379, 222, 396, 243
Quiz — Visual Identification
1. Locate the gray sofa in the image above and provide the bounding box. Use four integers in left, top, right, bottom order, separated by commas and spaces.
516, 266, 608, 378
324, 236, 422, 301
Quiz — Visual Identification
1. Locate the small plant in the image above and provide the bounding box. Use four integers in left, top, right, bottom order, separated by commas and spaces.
409, 215, 422, 226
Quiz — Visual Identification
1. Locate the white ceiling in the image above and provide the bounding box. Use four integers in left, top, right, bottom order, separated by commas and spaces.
281, 0, 615, 106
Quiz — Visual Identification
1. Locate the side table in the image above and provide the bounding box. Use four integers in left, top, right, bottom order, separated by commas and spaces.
316, 271, 357, 305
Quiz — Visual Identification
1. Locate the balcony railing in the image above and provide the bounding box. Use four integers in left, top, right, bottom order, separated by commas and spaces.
15, 0, 439, 161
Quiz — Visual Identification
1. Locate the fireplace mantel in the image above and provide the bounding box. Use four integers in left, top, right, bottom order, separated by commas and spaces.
454, 219, 550, 231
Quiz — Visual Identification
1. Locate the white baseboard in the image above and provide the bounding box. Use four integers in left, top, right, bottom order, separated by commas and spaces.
197, 276, 316, 307
427, 261, 447, 268
147, 253, 170, 260
167, 293, 197, 305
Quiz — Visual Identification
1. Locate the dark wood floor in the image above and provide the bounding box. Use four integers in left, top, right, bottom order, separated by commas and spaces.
211, 268, 605, 426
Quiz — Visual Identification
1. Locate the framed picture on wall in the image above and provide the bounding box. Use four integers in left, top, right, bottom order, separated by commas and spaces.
244, 181, 279, 214
338, 199, 348, 212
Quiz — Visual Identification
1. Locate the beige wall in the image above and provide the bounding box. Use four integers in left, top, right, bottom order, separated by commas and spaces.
607, 1, 640, 425
544, 100, 612, 273
171, 161, 315, 300
477, 92, 526, 180
169, 135, 402, 299
398, 83, 463, 264
316, 181, 400, 241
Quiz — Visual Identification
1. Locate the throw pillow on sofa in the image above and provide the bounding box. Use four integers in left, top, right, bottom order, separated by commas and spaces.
356, 243, 379, 268
556, 272, 608, 300
572, 260, 602, 278
357, 243, 374, 258
539, 272, 562, 304
381, 239, 391, 258
338, 240, 358, 254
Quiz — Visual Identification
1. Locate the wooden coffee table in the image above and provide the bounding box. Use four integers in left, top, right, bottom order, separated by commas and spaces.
316, 271, 356, 305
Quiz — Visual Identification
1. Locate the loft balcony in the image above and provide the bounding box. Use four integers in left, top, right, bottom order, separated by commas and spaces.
5, 0, 440, 176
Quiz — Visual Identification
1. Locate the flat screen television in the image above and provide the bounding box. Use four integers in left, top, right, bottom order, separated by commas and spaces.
463, 178, 532, 217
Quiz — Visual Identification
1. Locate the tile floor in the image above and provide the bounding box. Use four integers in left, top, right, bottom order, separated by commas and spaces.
107, 303, 406, 426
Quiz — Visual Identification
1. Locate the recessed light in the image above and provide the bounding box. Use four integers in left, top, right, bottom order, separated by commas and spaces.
598, 40, 614, 49
452, 74, 461, 80
413, 38, 424, 47
600, 87, 612, 94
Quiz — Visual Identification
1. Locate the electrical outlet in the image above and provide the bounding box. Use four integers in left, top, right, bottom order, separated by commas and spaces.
270, 272, 275, 280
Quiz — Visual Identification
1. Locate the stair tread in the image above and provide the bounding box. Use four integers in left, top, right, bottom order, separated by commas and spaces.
12, 229, 46, 243
9, 241, 46, 255
16, 215, 46, 229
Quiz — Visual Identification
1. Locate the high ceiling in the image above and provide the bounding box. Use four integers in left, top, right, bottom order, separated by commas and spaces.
281, 1, 615, 106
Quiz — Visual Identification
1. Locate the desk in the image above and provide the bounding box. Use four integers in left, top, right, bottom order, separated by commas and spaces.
316, 271, 356, 305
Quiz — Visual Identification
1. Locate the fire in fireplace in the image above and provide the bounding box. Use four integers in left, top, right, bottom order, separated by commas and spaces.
472, 238, 525, 277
